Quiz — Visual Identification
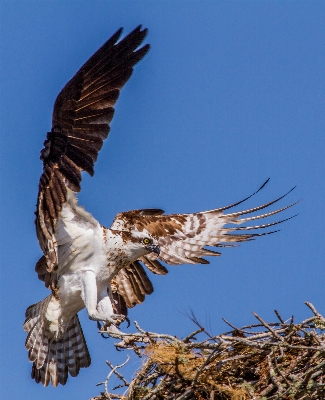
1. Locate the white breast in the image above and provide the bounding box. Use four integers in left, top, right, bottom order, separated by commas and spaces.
54, 191, 107, 275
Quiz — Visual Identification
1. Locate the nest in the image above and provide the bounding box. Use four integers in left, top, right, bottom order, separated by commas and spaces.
92, 302, 325, 399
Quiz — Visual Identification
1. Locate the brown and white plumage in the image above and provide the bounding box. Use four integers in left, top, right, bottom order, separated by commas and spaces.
25, 26, 296, 387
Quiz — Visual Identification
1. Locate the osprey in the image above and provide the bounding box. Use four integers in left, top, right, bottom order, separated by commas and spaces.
24, 26, 296, 387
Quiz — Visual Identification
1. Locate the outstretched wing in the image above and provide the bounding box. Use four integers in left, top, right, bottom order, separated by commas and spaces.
35, 26, 150, 271
110, 184, 297, 313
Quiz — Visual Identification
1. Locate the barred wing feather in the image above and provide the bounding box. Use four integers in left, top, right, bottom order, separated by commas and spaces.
36, 26, 150, 271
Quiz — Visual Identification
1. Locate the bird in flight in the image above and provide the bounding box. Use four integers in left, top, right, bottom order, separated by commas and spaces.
24, 26, 296, 387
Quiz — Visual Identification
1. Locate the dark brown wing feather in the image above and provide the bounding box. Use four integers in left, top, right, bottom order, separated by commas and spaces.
35, 255, 58, 290
111, 261, 155, 315
139, 255, 168, 275
36, 26, 150, 270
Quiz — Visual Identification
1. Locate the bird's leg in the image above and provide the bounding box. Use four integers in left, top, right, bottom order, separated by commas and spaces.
97, 287, 114, 316
80, 270, 122, 326
97, 287, 125, 333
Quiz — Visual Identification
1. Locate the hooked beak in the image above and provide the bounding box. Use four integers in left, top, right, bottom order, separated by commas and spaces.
145, 244, 160, 256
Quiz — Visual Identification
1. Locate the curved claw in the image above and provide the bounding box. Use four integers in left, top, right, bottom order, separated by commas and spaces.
97, 321, 113, 338
115, 314, 130, 328
110, 313, 126, 325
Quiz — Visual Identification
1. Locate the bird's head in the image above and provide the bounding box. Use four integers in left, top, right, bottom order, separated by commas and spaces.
112, 229, 160, 262
129, 231, 160, 257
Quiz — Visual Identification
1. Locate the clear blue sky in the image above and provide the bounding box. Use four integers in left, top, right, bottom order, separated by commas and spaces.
0, 1, 324, 399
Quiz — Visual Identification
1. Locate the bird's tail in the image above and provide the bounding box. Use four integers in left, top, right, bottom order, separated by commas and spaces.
24, 295, 91, 387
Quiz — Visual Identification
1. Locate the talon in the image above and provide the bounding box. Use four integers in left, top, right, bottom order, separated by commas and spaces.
111, 314, 126, 325
97, 321, 110, 338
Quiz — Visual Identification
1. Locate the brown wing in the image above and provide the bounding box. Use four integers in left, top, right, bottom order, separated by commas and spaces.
113, 184, 297, 264
111, 261, 154, 316
112, 184, 297, 265
111, 255, 168, 317
111, 186, 297, 315
35, 26, 150, 271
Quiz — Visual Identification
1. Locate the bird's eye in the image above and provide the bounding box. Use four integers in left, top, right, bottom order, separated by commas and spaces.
143, 238, 151, 245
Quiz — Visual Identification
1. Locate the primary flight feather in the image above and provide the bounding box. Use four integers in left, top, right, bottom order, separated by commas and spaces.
24, 26, 296, 387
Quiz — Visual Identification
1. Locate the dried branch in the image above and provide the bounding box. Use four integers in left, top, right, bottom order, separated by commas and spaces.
95, 356, 130, 399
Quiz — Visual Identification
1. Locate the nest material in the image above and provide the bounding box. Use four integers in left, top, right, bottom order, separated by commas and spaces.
92, 302, 325, 400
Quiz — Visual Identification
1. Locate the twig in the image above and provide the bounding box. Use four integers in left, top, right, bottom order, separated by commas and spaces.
105, 359, 129, 388
305, 302, 322, 317
183, 328, 204, 342
176, 388, 194, 399
96, 356, 130, 399
252, 312, 285, 342
267, 354, 284, 393
192, 348, 219, 387
183, 309, 216, 341
274, 309, 285, 324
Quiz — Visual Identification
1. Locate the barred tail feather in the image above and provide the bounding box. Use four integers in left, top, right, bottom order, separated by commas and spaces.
24, 296, 52, 366
24, 297, 91, 387
30, 314, 90, 386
